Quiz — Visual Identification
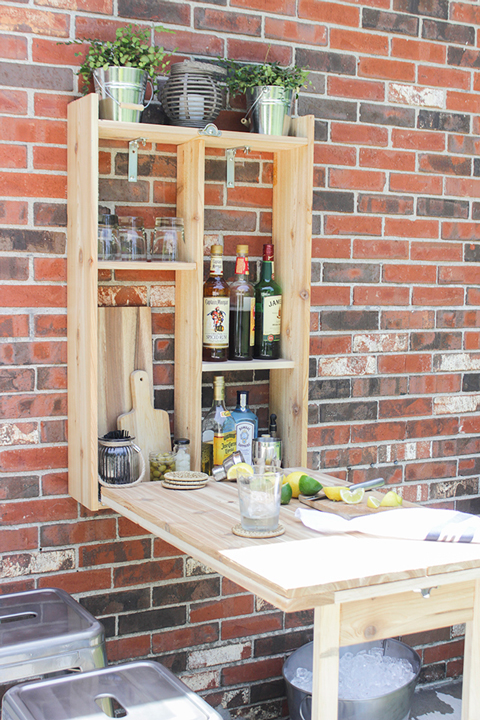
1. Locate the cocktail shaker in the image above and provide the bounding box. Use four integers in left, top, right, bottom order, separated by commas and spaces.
253, 436, 282, 467
211, 450, 245, 481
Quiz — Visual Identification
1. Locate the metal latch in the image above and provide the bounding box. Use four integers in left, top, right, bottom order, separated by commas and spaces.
198, 124, 222, 137
413, 587, 437, 599
226, 146, 250, 189
128, 138, 146, 182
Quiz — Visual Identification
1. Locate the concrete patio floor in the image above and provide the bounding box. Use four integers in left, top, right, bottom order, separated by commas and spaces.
411, 680, 462, 719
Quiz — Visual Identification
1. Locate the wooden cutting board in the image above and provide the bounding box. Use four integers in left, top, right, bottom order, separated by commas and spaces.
97, 307, 153, 437
289, 467, 417, 519
117, 370, 171, 481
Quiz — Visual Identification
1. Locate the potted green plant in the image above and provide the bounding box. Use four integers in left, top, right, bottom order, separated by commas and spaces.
67, 25, 174, 122
221, 58, 309, 135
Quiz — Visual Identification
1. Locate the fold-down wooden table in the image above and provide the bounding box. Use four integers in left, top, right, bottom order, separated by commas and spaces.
102, 473, 480, 720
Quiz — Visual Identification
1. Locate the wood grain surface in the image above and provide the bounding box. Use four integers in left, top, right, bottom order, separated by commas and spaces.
117, 370, 171, 481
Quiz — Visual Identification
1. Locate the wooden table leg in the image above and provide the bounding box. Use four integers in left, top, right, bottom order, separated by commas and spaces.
311, 604, 341, 720
462, 579, 480, 720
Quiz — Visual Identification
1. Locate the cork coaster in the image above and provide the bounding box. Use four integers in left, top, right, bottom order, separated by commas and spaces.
231, 523, 285, 539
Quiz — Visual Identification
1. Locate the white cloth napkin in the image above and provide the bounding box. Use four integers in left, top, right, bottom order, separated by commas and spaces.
295, 507, 480, 543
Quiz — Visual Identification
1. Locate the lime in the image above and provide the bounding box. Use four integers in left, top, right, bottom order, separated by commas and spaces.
367, 495, 381, 509
281, 482, 293, 505
379, 490, 403, 507
227, 462, 254, 480
298, 475, 323, 496
339, 487, 365, 504
284, 470, 305, 498
323, 486, 343, 501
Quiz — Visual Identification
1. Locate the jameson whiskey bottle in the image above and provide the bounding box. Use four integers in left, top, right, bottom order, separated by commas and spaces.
203, 244, 230, 362
254, 243, 282, 359
201, 375, 237, 474
229, 244, 255, 361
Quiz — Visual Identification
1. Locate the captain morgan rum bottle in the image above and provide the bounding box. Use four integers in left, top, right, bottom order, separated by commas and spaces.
203, 244, 230, 362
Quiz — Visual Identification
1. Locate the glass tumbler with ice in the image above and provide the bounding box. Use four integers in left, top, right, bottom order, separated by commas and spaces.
237, 469, 282, 532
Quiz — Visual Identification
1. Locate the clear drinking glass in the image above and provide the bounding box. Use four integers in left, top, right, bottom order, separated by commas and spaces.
237, 468, 282, 532
118, 216, 147, 261
151, 217, 184, 261
98, 214, 120, 261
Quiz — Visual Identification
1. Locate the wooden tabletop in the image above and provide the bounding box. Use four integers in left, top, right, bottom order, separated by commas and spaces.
101, 474, 480, 612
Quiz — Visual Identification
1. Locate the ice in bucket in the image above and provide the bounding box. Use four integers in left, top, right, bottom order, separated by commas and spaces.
237, 469, 282, 532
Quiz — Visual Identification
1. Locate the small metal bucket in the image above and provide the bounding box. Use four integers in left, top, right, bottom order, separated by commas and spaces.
93, 67, 150, 122
283, 639, 421, 720
243, 86, 294, 135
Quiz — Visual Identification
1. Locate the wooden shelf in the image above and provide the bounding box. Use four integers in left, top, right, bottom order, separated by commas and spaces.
98, 260, 196, 271
67, 92, 314, 511
202, 358, 295, 372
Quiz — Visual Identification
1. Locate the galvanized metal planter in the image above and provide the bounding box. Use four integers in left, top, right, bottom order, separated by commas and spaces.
93, 66, 149, 123
244, 85, 294, 135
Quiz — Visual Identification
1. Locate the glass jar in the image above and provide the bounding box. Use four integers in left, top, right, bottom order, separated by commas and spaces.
151, 217, 184, 261
98, 214, 120, 261
149, 450, 176, 481
173, 438, 191, 471
118, 216, 147, 261
98, 435, 145, 486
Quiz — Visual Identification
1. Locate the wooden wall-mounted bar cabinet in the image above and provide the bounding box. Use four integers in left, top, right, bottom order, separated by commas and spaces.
67, 92, 314, 511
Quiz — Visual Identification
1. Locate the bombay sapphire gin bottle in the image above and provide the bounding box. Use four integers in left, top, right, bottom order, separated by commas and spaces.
231, 390, 258, 466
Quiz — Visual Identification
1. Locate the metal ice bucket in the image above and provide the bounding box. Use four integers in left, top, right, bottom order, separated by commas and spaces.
283, 639, 421, 720
244, 86, 293, 135
93, 67, 149, 122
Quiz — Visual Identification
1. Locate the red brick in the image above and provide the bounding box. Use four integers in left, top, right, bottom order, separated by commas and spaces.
406, 460, 457, 482
41, 471, 68, 495
299, 0, 359, 24
40, 419, 66, 443
412, 287, 464, 306
106, 635, 151, 663
0, 579, 36, 594
307, 425, 351, 447
0, 89, 27, 115
353, 238, 408, 259
33, 147, 67, 172
153, 624, 219, 653
359, 57, 415, 82
0, 33, 28, 59
329, 168, 385, 191
156, 28, 223, 56
391, 129, 445, 152
226, 38, 291, 65
314, 144, 356, 166
331, 122, 388, 146
383, 264, 437, 283
327, 76, 384, 101
360, 148, 415, 172
0, 340, 66, 365
324, 215, 382, 236
222, 613, 283, 640
310, 335, 351, 355
354, 286, 410, 306
0, 6, 69, 36
34, 93, 70, 119
418, 65, 470, 91
0, 144, 27, 169
113, 559, 183, 587
378, 353, 432, 374
117, 516, 151, 537
0, 392, 66, 418
80, 539, 151, 567
379, 397, 432, 419
0, 171, 66, 199
0, 314, 29, 337
222, 657, 284, 685
443, 223, 480, 240
41, 518, 115, 546
410, 374, 461, 394
190, 595, 254, 623
439, 266, 480, 284
385, 217, 439, 238
0, 200, 28, 225
330, 27, 388, 55
227, 186, 272, 208
153, 537, 183, 557
461, 416, 480, 434
265, 17, 327, 45
390, 173, 443, 195
0, 527, 38, 552
446, 177, 480, 197
311, 286, 351, 306
391, 37, 445, 63
0, 497, 77, 525
465, 331, 480, 350
352, 421, 406, 443
0, 117, 67, 144
34, 315, 67, 337
447, 91, 480, 114
411, 241, 462, 262
34, 259, 66, 283
0, 446, 67, 472
37, 0, 112, 16
38, 568, 111, 593
37, 366, 67, 389
312, 237, 351, 259
467, 288, 480, 305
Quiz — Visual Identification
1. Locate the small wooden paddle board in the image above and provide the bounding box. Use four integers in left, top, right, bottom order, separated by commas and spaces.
117, 370, 171, 481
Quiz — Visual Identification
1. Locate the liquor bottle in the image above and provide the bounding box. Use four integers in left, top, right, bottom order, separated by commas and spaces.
269, 413, 278, 438
229, 244, 255, 361
254, 243, 282, 359
203, 245, 230, 362
231, 390, 258, 466
201, 375, 237, 475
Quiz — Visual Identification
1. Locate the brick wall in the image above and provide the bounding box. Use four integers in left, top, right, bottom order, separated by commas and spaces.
1, 0, 479, 714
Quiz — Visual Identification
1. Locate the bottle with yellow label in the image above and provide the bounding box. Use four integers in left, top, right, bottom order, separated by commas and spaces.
201, 375, 237, 475
254, 243, 282, 359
